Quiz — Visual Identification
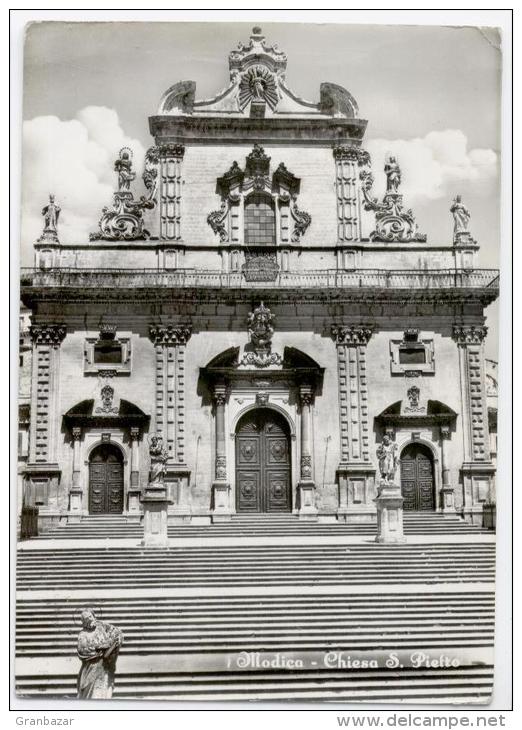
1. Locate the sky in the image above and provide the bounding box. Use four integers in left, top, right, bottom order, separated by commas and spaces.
20, 21, 502, 358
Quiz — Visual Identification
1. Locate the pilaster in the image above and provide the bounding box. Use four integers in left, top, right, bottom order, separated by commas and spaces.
332, 146, 368, 242
25, 324, 66, 526
332, 325, 376, 522
453, 325, 495, 524
211, 383, 231, 521
158, 143, 185, 241
297, 384, 317, 520
149, 324, 192, 518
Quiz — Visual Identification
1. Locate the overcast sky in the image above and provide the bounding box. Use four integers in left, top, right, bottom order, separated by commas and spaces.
21, 21, 501, 357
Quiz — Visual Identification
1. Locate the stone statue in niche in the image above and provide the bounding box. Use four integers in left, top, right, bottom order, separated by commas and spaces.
376, 435, 399, 483
148, 434, 168, 484
450, 195, 471, 242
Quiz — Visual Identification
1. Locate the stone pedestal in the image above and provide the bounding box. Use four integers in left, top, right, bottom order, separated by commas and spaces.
126, 490, 142, 523
140, 484, 173, 547
297, 482, 318, 521
67, 488, 83, 523
212, 482, 232, 522
440, 485, 456, 514
374, 481, 405, 544
168, 468, 192, 523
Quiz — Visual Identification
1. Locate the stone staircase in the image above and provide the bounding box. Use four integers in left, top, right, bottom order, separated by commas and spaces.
16, 522, 495, 702
34, 512, 491, 539
17, 543, 495, 590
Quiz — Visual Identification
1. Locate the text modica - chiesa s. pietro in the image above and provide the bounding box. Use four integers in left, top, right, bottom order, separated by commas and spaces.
20, 27, 499, 530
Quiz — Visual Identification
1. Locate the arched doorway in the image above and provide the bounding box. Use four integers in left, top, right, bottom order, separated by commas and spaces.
235, 408, 291, 513
400, 443, 435, 511
88, 444, 124, 514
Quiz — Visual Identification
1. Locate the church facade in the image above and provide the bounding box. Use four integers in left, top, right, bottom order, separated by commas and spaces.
20, 27, 499, 530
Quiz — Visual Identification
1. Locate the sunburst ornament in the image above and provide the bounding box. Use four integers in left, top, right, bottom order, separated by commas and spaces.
238, 65, 279, 111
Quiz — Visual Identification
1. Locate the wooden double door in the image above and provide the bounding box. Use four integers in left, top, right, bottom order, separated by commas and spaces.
400, 443, 435, 511
236, 409, 291, 513
88, 444, 124, 514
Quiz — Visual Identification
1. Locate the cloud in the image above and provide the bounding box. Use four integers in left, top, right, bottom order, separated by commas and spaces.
21, 106, 146, 263
365, 129, 498, 203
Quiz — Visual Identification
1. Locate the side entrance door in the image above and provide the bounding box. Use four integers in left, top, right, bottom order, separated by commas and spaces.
88, 444, 124, 514
400, 443, 435, 511
236, 409, 291, 513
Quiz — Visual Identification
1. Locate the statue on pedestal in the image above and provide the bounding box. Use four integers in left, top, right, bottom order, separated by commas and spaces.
114, 148, 136, 191
384, 155, 401, 194
376, 435, 399, 483
37, 194, 61, 243
148, 434, 168, 484
450, 195, 471, 242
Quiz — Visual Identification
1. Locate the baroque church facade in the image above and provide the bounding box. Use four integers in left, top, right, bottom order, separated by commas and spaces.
20, 27, 499, 530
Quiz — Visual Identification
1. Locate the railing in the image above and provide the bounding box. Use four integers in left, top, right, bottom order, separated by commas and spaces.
20, 267, 500, 291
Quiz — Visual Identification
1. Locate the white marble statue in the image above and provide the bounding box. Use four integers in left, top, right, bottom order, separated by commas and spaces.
376, 435, 399, 483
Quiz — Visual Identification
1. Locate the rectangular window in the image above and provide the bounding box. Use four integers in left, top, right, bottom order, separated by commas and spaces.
399, 346, 426, 365
93, 341, 123, 364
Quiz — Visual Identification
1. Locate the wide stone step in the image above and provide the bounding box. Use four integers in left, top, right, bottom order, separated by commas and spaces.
15, 666, 494, 702
33, 512, 491, 539
16, 544, 495, 589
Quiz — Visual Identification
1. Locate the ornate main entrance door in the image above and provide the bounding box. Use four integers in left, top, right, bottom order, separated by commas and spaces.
235, 409, 291, 513
88, 444, 124, 514
400, 443, 435, 511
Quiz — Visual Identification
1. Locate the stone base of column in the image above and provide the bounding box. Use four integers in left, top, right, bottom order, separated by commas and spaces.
336, 463, 377, 522
297, 481, 318, 520
212, 482, 232, 522
374, 481, 405, 544
126, 488, 142, 522
67, 487, 83, 523
140, 484, 173, 547
440, 485, 456, 514
461, 462, 496, 526
167, 467, 192, 520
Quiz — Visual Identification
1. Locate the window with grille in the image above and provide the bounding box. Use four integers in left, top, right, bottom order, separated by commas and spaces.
244, 193, 276, 245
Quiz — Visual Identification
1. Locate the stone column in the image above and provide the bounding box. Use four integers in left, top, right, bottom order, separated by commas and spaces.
26, 324, 66, 526
332, 325, 376, 523
158, 143, 185, 241
127, 426, 142, 521
212, 383, 231, 522
439, 425, 455, 514
453, 325, 495, 524
298, 384, 317, 520
149, 324, 192, 519
68, 427, 83, 523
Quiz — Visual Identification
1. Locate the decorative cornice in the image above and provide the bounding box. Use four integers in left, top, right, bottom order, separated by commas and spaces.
30, 324, 66, 347
149, 324, 192, 346
331, 325, 373, 346
452, 325, 488, 344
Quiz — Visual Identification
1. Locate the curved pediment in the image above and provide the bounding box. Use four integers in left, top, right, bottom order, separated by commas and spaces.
157, 27, 361, 121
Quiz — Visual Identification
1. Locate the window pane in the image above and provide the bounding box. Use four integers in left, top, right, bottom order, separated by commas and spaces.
94, 341, 123, 364
399, 346, 426, 365
244, 193, 276, 245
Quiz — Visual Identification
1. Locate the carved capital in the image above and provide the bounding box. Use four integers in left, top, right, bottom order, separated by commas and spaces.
72, 427, 82, 441
30, 324, 67, 348
452, 325, 488, 345
158, 143, 185, 160
333, 145, 370, 166
299, 384, 314, 407
130, 426, 140, 441
149, 324, 192, 346
331, 325, 373, 346
213, 383, 228, 407
440, 425, 451, 440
